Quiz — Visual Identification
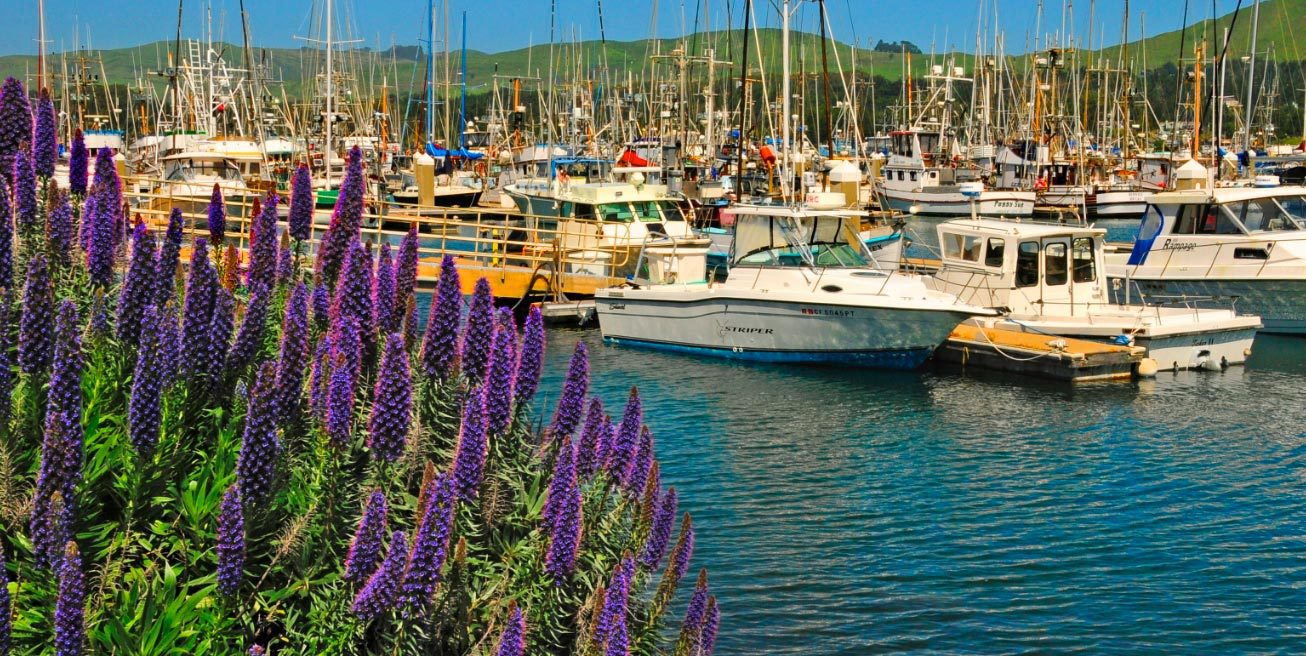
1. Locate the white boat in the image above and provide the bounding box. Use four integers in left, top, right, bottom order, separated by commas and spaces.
595, 202, 995, 369
150, 151, 260, 220
929, 218, 1262, 371
1103, 162, 1306, 335
878, 129, 1035, 217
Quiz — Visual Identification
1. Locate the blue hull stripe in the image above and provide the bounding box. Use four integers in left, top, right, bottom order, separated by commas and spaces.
603, 337, 934, 369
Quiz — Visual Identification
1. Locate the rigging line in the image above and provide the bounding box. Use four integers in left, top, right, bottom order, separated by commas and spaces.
1203, 0, 1244, 146
597, 0, 607, 45
1172, 0, 1191, 156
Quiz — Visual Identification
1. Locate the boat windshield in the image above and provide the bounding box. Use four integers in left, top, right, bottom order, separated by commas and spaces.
598, 200, 685, 223
1222, 195, 1306, 232
732, 213, 871, 268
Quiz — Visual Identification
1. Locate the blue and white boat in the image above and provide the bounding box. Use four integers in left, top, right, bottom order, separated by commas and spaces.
594, 201, 993, 369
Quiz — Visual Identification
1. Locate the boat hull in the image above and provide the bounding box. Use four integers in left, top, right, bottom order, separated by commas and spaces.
879, 188, 1035, 217
596, 291, 975, 369
1107, 277, 1306, 335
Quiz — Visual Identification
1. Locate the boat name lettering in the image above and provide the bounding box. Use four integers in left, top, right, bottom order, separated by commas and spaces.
1162, 239, 1197, 252
723, 326, 774, 335
801, 308, 854, 317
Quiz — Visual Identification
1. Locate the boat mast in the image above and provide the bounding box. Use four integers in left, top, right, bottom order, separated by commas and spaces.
1243, 0, 1260, 156
780, 0, 795, 198
734, 0, 751, 189
459, 11, 467, 150
37, 0, 47, 92
427, 0, 435, 145
818, 0, 834, 168
326, 0, 335, 181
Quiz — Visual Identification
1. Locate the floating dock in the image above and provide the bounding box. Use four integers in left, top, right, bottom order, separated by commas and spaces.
937, 323, 1147, 382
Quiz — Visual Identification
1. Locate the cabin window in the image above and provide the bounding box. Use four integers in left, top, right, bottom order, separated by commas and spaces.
632, 201, 664, 223
1072, 237, 1096, 282
1044, 242, 1068, 285
659, 201, 686, 221
1173, 204, 1204, 234
910, 172, 918, 182
574, 204, 596, 220
942, 234, 982, 262
984, 238, 1006, 268
1197, 206, 1242, 235
1233, 248, 1269, 260
1228, 197, 1304, 232
1016, 241, 1040, 287
598, 203, 634, 223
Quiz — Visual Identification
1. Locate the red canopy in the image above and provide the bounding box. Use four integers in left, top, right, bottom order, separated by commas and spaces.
618, 149, 650, 167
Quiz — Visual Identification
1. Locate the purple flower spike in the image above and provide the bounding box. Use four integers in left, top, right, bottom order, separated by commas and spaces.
351, 530, 407, 620
0, 77, 32, 186
639, 487, 678, 571
655, 514, 696, 612
18, 253, 54, 376
701, 597, 721, 655
420, 255, 462, 380
595, 556, 636, 656
274, 283, 311, 423
276, 242, 294, 285
576, 398, 606, 481
237, 362, 283, 506
626, 427, 654, 497
451, 386, 488, 501
289, 163, 313, 242
344, 489, 388, 585
13, 148, 37, 234
91, 147, 122, 229
33, 88, 57, 178
311, 281, 331, 330
367, 334, 412, 463
117, 224, 158, 348
394, 226, 419, 320
129, 306, 168, 457
83, 185, 116, 288
224, 287, 270, 382
216, 484, 245, 597
0, 294, 15, 431
68, 130, 88, 196
543, 438, 583, 585
318, 146, 366, 287
550, 342, 589, 440
247, 193, 279, 293
330, 240, 374, 349
248, 646, 266, 656
496, 602, 526, 656
372, 243, 397, 337
31, 301, 83, 569
207, 184, 226, 247
484, 308, 518, 437
608, 387, 642, 483
402, 472, 456, 613
54, 541, 85, 656
180, 238, 217, 378
460, 278, 496, 383
676, 570, 712, 654
0, 178, 11, 288
308, 335, 331, 420
154, 208, 184, 305
325, 318, 361, 448
46, 189, 74, 266
202, 288, 235, 387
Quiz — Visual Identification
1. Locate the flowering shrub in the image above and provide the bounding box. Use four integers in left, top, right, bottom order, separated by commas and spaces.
0, 79, 716, 655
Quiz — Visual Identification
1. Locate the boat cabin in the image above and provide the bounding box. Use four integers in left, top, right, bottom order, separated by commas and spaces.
931, 219, 1109, 315
729, 206, 883, 269
162, 152, 245, 183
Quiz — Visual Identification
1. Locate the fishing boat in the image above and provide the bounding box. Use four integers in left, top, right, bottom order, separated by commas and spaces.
878, 128, 1035, 217
150, 151, 259, 220
1103, 161, 1306, 335
929, 217, 1262, 370
595, 200, 995, 369
504, 158, 694, 239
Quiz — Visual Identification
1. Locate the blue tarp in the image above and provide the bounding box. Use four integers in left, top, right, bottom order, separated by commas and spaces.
425, 143, 484, 159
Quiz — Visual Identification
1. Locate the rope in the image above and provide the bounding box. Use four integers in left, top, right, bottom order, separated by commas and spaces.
968, 324, 1064, 362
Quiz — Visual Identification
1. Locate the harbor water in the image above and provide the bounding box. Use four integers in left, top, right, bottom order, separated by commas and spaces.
538, 329, 1306, 654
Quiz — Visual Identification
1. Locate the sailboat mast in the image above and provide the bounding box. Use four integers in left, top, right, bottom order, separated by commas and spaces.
818, 0, 834, 165
780, 0, 792, 197
460, 11, 467, 150
427, 0, 435, 144
735, 0, 751, 186
37, 0, 47, 91
326, 0, 334, 176
1243, 0, 1260, 154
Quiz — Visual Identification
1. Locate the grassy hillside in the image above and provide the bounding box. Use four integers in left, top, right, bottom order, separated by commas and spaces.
1096, 0, 1306, 67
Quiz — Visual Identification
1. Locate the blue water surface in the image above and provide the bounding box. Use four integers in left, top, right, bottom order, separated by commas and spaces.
538, 330, 1306, 654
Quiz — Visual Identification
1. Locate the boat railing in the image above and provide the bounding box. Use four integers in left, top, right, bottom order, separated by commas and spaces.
122, 175, 641, 297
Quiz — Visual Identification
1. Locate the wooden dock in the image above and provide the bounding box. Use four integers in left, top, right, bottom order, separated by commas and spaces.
937, 323, 1146, 382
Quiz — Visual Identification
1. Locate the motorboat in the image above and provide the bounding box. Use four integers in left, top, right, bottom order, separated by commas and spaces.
595, 199, 995, 369
1103, 161, 1306, 334
878, 129, 1035, 217
929, 217, 1262, 370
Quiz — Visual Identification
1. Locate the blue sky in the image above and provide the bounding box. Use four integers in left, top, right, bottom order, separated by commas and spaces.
1, 0, 1252, 56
